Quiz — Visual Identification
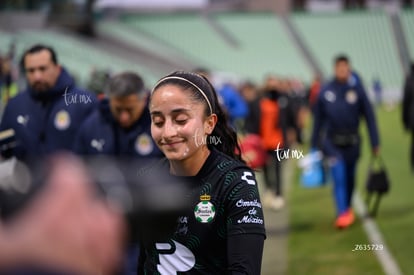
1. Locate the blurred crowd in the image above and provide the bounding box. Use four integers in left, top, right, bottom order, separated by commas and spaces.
0, 42, 312, 274
1, 39, 413, 275
0, 43, 19, 107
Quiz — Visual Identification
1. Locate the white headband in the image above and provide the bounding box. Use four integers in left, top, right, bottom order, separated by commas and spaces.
152, 76, 213, 114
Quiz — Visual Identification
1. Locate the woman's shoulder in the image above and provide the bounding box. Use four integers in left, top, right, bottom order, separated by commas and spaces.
210, 149, 250, 172
207, 149, 255, 184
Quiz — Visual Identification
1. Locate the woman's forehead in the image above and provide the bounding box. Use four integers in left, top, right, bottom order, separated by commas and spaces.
151, 84, 201, 105
151, 84, 188, 101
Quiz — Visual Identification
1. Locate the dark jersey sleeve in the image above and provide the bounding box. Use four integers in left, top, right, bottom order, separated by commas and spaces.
225, 168, 266, 237
227, 234, 265, 275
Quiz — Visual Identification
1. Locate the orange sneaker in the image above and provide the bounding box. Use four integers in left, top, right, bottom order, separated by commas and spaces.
335, 209, 355, 229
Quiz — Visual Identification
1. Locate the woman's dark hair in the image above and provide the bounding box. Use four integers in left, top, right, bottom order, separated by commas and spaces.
151, 71, 243, 162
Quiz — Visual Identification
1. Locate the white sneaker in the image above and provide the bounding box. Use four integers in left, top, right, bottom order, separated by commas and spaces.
262, 191, 275, 208
269, 196, 285, 211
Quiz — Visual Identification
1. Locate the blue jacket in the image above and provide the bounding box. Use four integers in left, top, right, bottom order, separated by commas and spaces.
218, 84, 248, 123
311, 77, 379, 156
73, 98, 162, 159
0, 68, 97, 161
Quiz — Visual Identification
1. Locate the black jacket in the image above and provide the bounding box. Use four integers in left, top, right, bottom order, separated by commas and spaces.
403, 71, 414, 130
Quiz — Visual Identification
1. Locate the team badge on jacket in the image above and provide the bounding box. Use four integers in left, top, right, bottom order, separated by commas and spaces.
346, 90, 358, 104
325, 90, 336, 103
135, 133, 153, 155
54, 110, 71, 130
194, 194, 216, 223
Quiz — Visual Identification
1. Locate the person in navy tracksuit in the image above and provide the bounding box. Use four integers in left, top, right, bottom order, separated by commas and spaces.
73, 72, 162, 275
0, 45, 98, 275
73, 71, 162, 160
311, 55, 380, 229
0, 44, 97, 163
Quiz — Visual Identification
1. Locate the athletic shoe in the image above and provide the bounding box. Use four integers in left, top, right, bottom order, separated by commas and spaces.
269, 196, 285, 211
263, 192, 285, 211
335, 209, 355, 229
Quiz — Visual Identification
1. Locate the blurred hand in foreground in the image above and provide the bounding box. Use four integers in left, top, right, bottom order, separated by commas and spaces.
0, 153, 126, 274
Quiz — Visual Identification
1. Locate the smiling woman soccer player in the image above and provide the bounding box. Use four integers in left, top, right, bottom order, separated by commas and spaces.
138, 71, 266, 274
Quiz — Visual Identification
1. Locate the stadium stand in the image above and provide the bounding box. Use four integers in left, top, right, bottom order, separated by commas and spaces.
96, 21, 195, 69
123, 13, 235, 71
401, 9, 414, 60
292, 11, 403, 90
0, 31, 15, 55
122, 12, 313, 84
2, 29, 159, 87
2, 10, 409, 90
214, 13, 312, 82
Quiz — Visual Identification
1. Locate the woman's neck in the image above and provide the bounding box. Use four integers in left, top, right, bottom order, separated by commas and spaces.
169, 147, 211, 176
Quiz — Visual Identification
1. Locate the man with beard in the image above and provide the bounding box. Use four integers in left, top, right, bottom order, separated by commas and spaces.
0, 44, 97, 162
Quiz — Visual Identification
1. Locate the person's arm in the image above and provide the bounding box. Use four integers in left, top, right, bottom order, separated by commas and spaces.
310, 90, 325, 149
359, 85, 380, 154
227, 234, 265, 275
402, 77, 412, 130
225, 168, 266, 274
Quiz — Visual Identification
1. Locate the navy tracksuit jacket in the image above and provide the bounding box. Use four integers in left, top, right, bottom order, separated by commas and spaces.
311, 77, 379, 215
0, 69, 97, 274
0, 68, 97, 162
73, 98, 163, 275
73, 98, 162, 159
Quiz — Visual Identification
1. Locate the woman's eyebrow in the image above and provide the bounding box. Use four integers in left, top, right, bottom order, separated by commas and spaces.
171, 108, 191, 114
150, 111, 162, 116
150, 108, 191, 116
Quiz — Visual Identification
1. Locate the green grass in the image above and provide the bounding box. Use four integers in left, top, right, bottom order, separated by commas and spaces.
288, 105, 414, 275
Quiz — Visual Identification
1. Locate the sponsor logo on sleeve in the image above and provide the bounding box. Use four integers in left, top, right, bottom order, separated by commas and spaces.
235, 199, 262, 208
237, 207, 264, 225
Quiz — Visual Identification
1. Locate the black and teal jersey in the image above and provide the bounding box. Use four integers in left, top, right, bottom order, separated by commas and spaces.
140, 148, 266, 274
